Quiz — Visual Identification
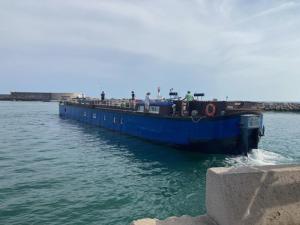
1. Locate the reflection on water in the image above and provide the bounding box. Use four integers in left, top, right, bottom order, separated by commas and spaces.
0, 102, 299, 225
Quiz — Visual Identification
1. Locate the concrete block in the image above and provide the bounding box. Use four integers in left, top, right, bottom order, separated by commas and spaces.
131, 215, 218, 225
132, 218, 157, 225
206, 165, 300, 225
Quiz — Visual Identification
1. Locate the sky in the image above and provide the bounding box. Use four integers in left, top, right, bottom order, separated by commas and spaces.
0, 0, 300, 101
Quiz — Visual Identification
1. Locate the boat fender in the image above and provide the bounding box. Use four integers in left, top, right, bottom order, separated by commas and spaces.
191, 110, 198, 117
191, 110, 206, 123
205, 103, 216, 117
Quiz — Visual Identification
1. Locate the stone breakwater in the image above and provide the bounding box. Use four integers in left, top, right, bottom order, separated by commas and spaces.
132, 164, 300, 225
262, 102, 300, 112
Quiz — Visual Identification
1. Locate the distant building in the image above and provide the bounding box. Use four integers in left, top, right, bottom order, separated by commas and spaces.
50, 93, 82, 101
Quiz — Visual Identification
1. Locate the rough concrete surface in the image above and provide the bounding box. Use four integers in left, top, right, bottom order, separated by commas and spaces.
131, 215, 217, 225
132, 164, 300, 225
206, 165, 300, 225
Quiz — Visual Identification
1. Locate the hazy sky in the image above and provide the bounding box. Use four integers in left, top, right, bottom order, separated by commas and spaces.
1, 0, 300, 101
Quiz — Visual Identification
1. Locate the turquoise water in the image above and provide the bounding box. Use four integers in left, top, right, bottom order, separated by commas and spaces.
0, 101, 299, 225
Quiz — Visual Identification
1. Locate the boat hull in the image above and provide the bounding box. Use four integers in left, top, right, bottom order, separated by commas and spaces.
59, 104, 263, 155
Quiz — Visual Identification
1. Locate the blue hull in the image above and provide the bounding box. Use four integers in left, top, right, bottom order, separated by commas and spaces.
59, 104, 262, 154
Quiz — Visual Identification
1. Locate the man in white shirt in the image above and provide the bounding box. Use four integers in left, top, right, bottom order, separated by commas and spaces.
145, 92, 150, 112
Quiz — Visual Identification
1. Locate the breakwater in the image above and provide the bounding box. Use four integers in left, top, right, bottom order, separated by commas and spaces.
132, 164, 300, 225
0, 92, 81, 101
262, 102, 300, 112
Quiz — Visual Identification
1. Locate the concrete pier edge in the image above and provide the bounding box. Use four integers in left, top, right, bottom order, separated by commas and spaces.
131, 164, 300, 225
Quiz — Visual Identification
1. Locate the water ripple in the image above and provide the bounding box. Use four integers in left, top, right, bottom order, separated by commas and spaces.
0, 102, 299, 225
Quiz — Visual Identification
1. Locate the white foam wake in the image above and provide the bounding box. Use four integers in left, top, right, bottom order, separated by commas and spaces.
226, 149, 292, 166
248, 149, 290, 165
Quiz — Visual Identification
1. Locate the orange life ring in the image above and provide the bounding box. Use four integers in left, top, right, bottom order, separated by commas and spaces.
205, 103, 216, 117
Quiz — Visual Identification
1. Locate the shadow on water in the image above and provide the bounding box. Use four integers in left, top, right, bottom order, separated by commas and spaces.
58, 117, 234, 169
58, 115, 297, 170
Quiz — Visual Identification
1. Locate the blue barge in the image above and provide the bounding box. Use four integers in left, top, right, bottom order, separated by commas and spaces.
59, 97, 264, 155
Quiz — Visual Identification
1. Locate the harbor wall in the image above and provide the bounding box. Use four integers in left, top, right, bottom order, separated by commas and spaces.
0, 94, 12, 101
132, 164, 300, 225
11, 92, 51, 101
0, 92, 81, 101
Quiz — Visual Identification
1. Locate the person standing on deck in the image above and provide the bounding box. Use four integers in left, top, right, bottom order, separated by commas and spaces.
101, 91, 105, 101
183, 91, 194, 115
184, 91, 194, 102
145, 92, 151, 112
131, 91, 136, 109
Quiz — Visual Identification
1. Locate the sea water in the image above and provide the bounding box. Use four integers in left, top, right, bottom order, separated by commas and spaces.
0, 102, 299, 225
